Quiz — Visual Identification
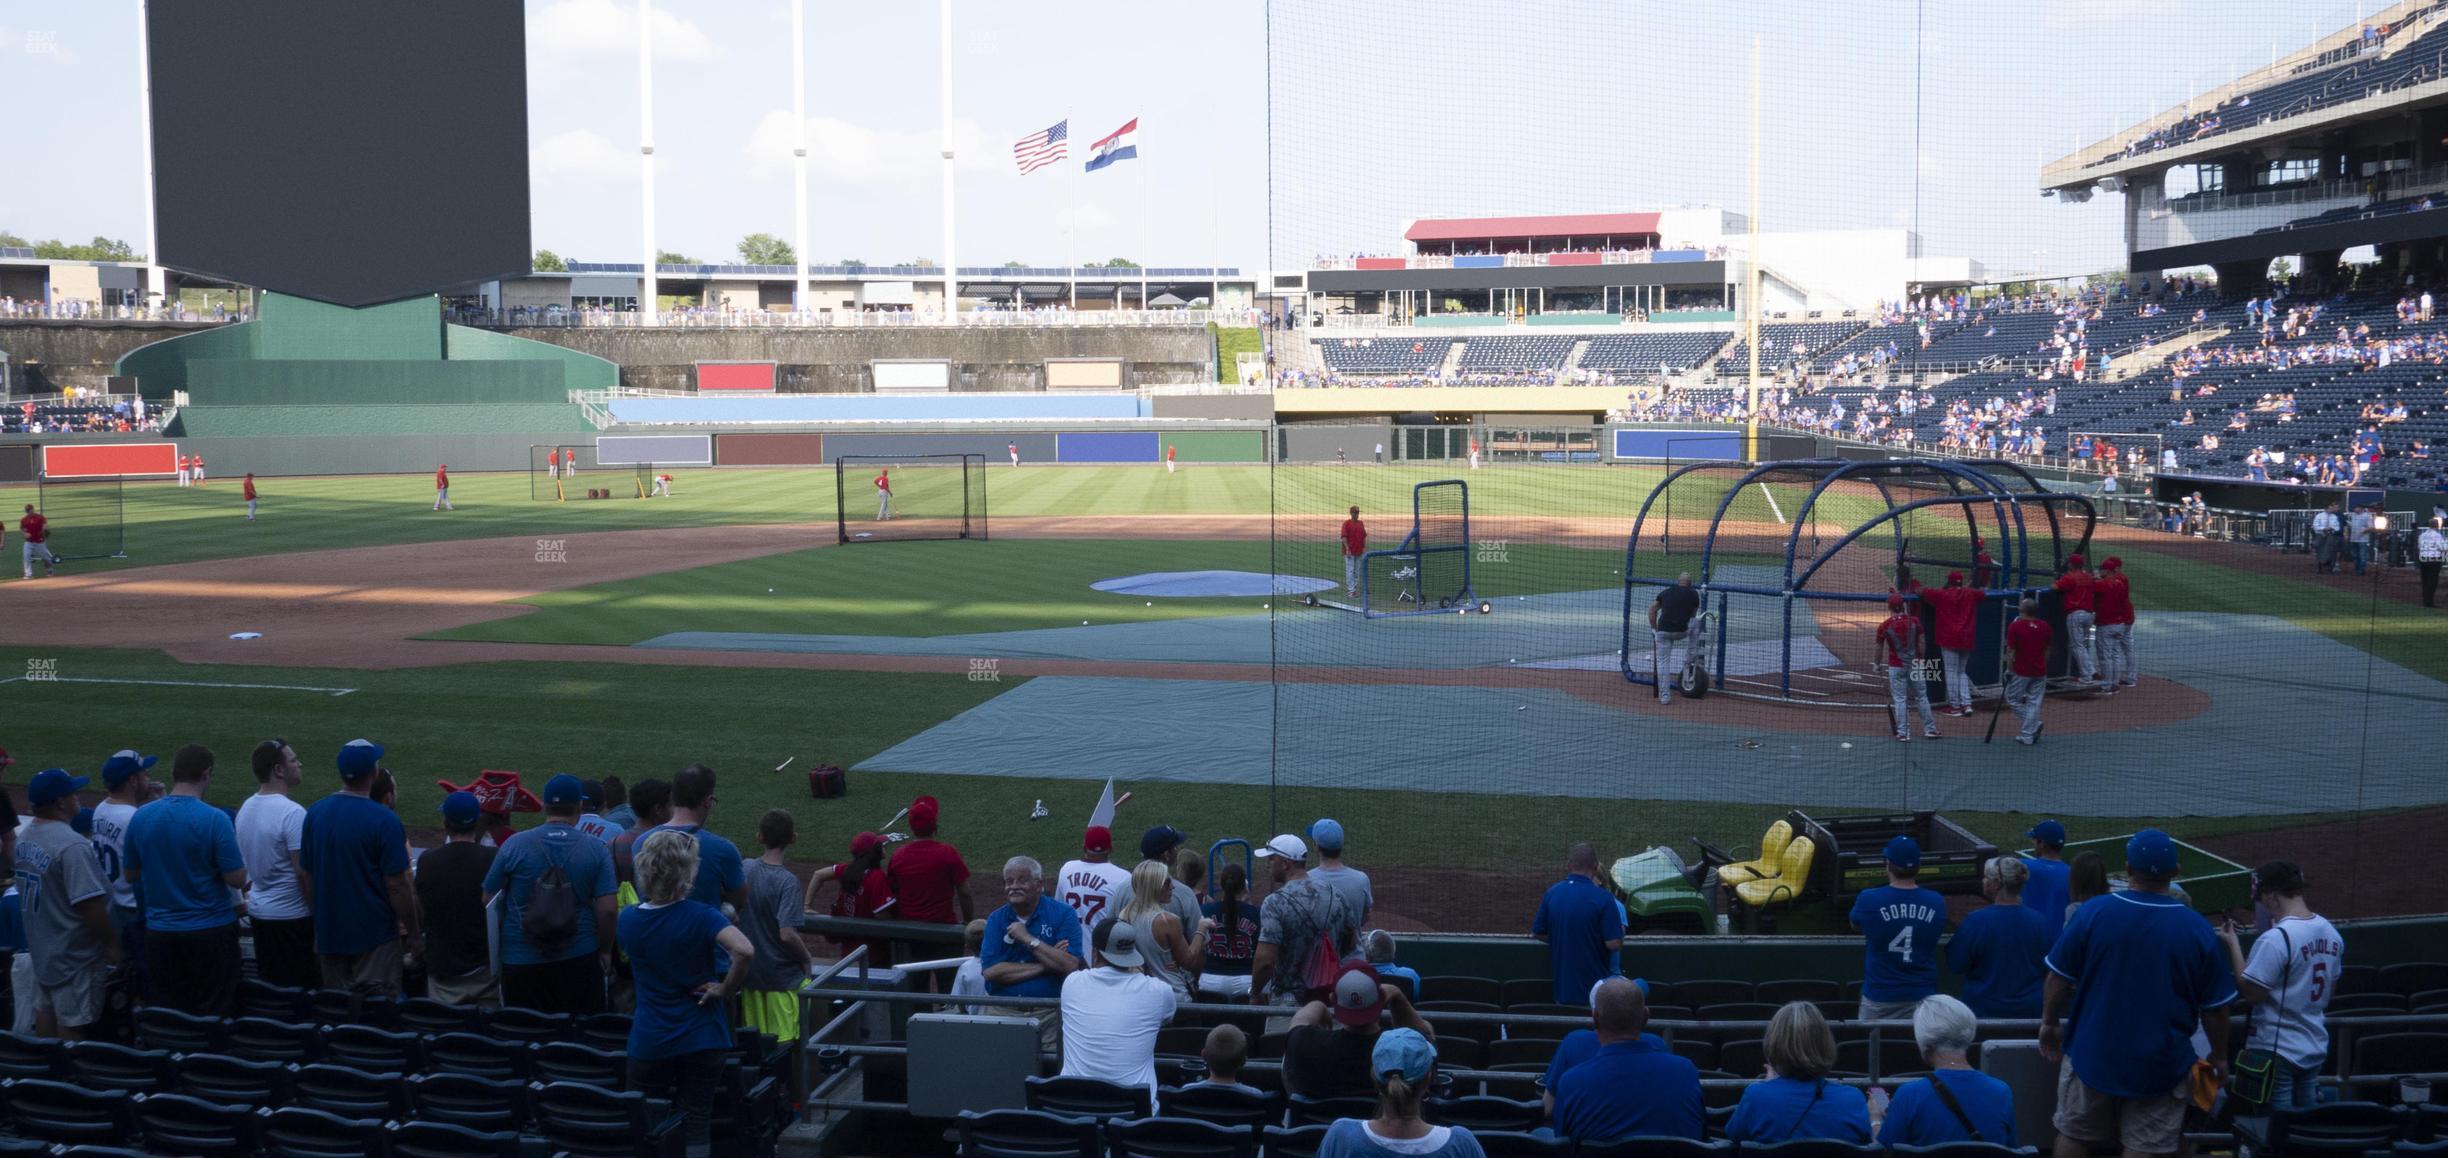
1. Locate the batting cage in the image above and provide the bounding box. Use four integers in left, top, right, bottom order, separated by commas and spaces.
1622, 458, 2095, 707
835, 454, 988, 543
35, 474, 128, 561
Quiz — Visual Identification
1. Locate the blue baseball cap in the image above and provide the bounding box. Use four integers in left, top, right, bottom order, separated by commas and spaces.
1140, 825, 1186, 861
336, 738, 384, 781
543, 774, 585, 808
2126, 828, 2183, 878
27, 769, 89, 808
1884, 835, 1922, 869
2027, 819, 2068, 847
439, 791, 481, 828
100, 749, 156, 789
1310, 818, 1346, 854
70, 807, 95, 837
1372, 1027, 1436, 1084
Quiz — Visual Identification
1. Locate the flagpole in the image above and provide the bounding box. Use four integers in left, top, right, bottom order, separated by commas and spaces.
639, 0, 657, 324
1136, 111, 1149, 311
938, 0, 957, 318
790, 0, 809, 315
1068, 113, 1079, 313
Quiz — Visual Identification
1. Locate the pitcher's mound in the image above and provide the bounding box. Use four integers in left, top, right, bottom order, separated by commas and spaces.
1091, 570, 1336, 598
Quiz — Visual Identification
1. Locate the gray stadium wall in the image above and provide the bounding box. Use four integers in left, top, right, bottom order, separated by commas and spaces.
1, 318, 243, 395
501, 324, 1215, 392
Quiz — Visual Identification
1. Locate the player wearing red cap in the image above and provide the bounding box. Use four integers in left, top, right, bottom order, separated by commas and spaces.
806, 831, 895, 966
886, 795, 973, 925
1339, 506, 1367, 598
2094, 557, 2136, 692
2054, 554, 2099, 687
1877, 594, 1940, 741
873, 468, 893, 521
19, 504, 57, 579
1970, 537, 1997, 590
433, 464, 452, 510
1920, 570, 1983, 716
2003, 598, 2052, 745
1057, 826, 1132, 962
242, 473, 258, 521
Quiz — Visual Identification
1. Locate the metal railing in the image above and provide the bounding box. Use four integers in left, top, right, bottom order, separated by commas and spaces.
457, 307, 1259, 330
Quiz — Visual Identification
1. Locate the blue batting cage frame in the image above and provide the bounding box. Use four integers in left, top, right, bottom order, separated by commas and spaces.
1619, 457, 2096, 704
1360, 479, 1476, 618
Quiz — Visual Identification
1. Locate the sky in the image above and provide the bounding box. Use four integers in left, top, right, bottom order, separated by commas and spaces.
0, 0, 2404, 279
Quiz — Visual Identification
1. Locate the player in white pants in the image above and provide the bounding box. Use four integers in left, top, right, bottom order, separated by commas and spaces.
1338, 506, 1366, 598
873, 469, 893, 520
2054, 555, 2099, 685
652, 473, 672, 498
1877, 595, 1939, 740
2093, 556, 2135, 690
1921, 571, 1981, 716
2003, 598, 2050, 745
1648, 573, 1702, 705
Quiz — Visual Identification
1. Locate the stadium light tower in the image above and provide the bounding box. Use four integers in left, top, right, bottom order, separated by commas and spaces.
639, 0, 659, 324
792, 0, 810, 314
939, 0, 958, 315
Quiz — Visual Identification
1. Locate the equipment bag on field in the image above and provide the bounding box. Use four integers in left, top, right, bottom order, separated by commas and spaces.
809, 764, 846, 800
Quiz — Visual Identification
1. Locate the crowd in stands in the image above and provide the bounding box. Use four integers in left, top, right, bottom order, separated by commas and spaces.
5, 396, 163, 436
449, 303, 1261, 330
0, 296, 243, 323
0, 734, 2408, 1156
2100, 9, 2445, 164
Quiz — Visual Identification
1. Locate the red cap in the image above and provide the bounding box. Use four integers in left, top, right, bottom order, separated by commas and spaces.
1887, 594, 1906, 611
910, 795, 940, 836
1946, 570, 1966, 586
850, 831, 885, 858
2101, 556, 2122, 571
1083, 825, 1113, 853
0, 746, 12, 769
2068, 553, 2086, 568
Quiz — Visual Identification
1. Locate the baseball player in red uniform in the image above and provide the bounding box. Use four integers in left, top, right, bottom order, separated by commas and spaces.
1921, 570, 1982, 715
1468, 437, 1481, 470
19, 504, 56, 579
191, 454, 205, 486
1007, 441, 1019, 467
652, 472, 673, 498
243, 473, 258, 521
546, 448, 562, 480
1970, 537, 1997, 590
874, 468, 893, 520
2003, 598, 2051, 745
1877, 594, 1940, 741
2053, 554, 2099, 687
1339, 506, 1367, 598
433, 463, 452, 510
1166, 444, 1178, 474
176, 454, 193, 487
2093, 556, 2136, 692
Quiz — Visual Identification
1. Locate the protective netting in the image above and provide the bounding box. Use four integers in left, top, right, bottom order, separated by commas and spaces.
529, 443, 638, 501
835, 455, 987, 544
35, 476, 126, 561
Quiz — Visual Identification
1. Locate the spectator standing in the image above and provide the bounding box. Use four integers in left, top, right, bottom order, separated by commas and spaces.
1285, 963, 1436, 1099
88, 749, 154, 1000
2349, 506, 2377, 576
2021, 821, 2072, 936
237, 738, 316, 990
947, 919, 988, 1013
1849, 836, 1947, 1021
1945, 857, 2052, 1019
1315, 1028, 1485, 1158
1142, 825, 1204, 942
600, 777, 636, 832
1308, 819, 1374, 923
1877, 996, 2019, 1146
1058, 918, 1178, 1094
1197, 862, 1259, 999
1531, 842, 1624, 1004
484, 774, 617, 1014
2217, 860, 2340, 1110
886, 795, 972, 925
573, 780, 616, 842
301, 738, 421, 999
610, 777, 672, 910
2094, 558, 2137, 691
2003, 598, 2051, 745
2065, 851, 2110, 920
1056, 825, 1132, 946
416, 793, 499, 1007
980, 855, 1084, 1052
1118, 859, 1204, 1001
737, 810, 812, 1040
1549, 977, 1705, 1142
623, 830, 755, 1158
2419, 518, 2446, 608
1249, 833, 1359, 1006
123, 744, 247, 1017
1724, 1002, 1873, 1143
2040, 829, 2236, 1158
2311, 504, 2344, 574
14, 769, 122, 1039
643, 764, 745, 913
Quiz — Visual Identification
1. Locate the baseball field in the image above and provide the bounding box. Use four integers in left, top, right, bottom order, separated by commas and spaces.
5, 463, 2442, 931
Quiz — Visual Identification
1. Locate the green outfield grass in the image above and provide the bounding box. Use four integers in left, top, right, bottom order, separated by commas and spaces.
0, 645, 2365, 896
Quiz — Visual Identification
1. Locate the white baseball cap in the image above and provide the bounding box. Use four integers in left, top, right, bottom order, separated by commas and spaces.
1254, 833, 1308, 862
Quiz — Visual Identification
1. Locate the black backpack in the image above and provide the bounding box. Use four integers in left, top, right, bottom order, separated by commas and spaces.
522, 861, 580, 954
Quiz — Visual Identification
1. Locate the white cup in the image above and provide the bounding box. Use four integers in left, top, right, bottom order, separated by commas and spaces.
2402, 1077, 2434, 1105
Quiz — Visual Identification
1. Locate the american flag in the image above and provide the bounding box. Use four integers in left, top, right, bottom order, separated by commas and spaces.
1013, 119, 1067, 175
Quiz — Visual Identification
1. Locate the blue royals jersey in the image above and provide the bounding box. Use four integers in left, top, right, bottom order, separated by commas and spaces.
1850, 884, 1949, 1002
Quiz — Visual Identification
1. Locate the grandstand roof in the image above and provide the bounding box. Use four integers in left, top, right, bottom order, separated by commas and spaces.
1403, 212, 1661, 243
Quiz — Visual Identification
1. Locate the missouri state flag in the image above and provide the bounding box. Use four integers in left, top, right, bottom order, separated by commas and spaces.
1084, 117, 1138, 172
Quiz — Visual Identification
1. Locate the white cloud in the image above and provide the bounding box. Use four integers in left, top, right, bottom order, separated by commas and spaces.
529, 0, 716, 62
531, 130, 641, 184
744, 111, 992, 185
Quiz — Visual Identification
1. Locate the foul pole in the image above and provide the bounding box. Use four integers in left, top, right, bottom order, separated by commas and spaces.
639, 0, 659, 323
791, 0, 810, 313
938, 0, 958, 316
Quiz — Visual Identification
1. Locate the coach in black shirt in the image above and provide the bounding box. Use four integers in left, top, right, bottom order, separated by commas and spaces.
1649, 572, 1702, 705
416, 792, 498, 1006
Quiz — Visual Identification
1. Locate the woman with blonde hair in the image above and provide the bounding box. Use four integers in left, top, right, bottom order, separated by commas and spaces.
1725, 1001, 1872, 1143
1318, 1027, 1486, 1156
621, 829, 756, 1158
1118, 859, 1207, 1000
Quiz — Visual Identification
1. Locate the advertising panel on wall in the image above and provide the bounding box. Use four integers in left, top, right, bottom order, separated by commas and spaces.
595, 434, 712, 466
41, 442, 180, 478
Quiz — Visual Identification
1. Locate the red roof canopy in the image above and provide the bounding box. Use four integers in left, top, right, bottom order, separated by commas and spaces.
1403, 212, 1661, 243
